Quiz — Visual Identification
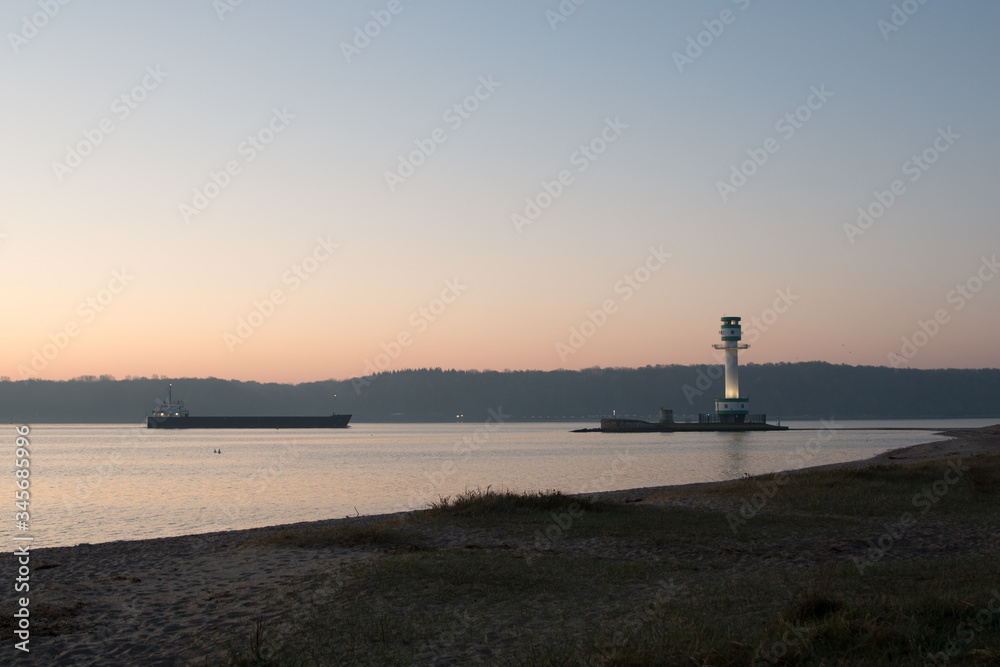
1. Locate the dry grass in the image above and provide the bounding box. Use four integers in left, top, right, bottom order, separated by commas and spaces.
223, 451, 1000, 666
655, 451, 1000, 518
253, 519, 424, 550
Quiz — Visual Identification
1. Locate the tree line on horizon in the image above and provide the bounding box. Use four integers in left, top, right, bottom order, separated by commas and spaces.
1, 362, 997, 424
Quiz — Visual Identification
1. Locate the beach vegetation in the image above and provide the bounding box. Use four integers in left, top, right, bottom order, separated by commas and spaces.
223, 454, 1000, 665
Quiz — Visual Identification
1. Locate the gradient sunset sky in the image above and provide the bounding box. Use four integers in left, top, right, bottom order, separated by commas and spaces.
3, 1, 998, 383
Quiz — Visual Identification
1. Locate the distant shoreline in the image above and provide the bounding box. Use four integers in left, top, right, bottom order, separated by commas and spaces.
3, 364, 999, 428
15, 417, 1000, 427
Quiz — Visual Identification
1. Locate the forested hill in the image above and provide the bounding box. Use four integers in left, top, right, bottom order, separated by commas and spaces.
1, 363, 998, 424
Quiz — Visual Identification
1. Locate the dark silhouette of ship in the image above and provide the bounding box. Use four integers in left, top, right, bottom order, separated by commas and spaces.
146, 385, 351, 429
595, 409, 785, 433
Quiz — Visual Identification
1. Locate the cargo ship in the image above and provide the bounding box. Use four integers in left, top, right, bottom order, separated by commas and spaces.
146, 385, 351, 429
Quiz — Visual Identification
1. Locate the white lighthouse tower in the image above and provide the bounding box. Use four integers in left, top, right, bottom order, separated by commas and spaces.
712, 316, 750, 423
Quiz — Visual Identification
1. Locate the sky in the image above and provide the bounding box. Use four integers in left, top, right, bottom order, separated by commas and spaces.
2, 0, 999, 383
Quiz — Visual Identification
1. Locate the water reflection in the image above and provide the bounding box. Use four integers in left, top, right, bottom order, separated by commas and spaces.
21, 422, 959, 549
719, 432, 750, 480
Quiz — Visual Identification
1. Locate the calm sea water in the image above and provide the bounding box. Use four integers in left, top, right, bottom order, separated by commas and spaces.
5, 419, 996, 550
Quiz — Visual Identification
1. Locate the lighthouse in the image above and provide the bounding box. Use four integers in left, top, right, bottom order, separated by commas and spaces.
595, 313, 785, 432
712, 316, 750, 424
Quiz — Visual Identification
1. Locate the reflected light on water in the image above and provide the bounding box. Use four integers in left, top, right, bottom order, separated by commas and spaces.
9, 420, 988, 550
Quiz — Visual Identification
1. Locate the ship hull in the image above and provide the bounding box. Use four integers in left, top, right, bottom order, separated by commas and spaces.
146, 414, 351, 429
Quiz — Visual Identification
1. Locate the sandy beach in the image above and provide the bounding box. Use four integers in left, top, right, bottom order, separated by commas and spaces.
4, 425, 999, 665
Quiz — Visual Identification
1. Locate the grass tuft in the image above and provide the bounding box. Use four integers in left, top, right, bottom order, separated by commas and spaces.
254, 520, 422, 549
790, 570, 844, 623
424, 486, 607, 517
